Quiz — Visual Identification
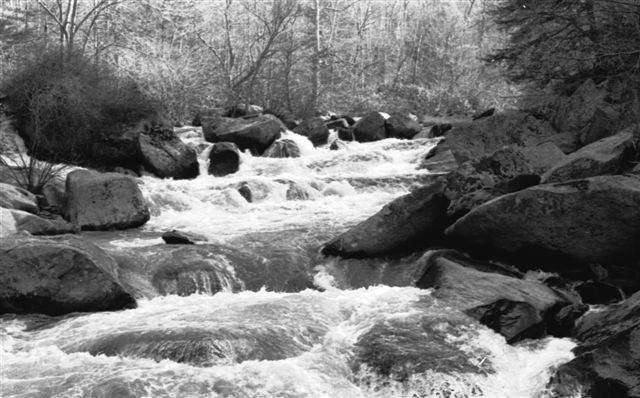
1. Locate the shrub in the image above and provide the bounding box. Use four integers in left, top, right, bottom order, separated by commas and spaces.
2, 51, 159, 165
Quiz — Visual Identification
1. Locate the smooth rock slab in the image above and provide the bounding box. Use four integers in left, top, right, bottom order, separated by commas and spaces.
64, 169, 150, 230
446, 175, 640, 268
0, 234, 136, 315
0, 207, 76, 237
0, 182, 38, 213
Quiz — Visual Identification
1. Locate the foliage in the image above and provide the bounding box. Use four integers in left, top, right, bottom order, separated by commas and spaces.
489, 0, 640, 89
1, 50, 158, 164
0, 151, 68, 195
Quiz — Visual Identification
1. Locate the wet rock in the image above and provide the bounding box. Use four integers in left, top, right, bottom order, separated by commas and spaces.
293, 117, 329, 146
446, 175, 640, 272
415, 250, 575, 342
237, 183, 252, 202
472, 107, 495, 120
385, 113, 422, 139
521, 142, 567, 175
263, 139, 301, 158
329, 139, 348, 151
0, 182, 37, 213
443, 110, 568, 162
0, 234, 136, 315
208, 142, 240, 177
162, 230, 198, 245
352, 112, 387, 142
202, 115, 282, 155
418, 147, 458, 173
548, 303, 589, 337
467, 300, 545, 343
138, 129, 199, 179
111, 244, 312, 296
548, 291, 640, 398
285, 181, 317, 201
576, 281, 623, 305
541, 129, 635, 183
0, 207, 77, 237
337, 127, 355, 141
63, 169, 150, 231
322, 181, 449, 258
428, 123, 453, 138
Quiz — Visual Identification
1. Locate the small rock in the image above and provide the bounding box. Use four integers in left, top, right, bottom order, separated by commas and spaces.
208, 142, 240, 177
162, 230, 197, 245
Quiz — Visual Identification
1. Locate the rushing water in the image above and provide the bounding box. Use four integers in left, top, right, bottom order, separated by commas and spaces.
1, 127, 576, 398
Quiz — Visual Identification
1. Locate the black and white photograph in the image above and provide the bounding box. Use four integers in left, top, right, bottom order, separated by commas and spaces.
0, 0, 639, 396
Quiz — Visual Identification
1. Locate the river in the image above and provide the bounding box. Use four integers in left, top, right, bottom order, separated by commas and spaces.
1, 128, 577, 398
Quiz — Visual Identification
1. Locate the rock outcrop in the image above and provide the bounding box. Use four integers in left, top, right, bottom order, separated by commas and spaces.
385, 113, 421, 139
322, 181, 449, 258
64, 169, 150, 230
0, 234, 136, 315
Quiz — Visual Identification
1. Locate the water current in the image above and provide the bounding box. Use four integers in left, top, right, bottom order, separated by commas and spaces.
1, 126, 577, 398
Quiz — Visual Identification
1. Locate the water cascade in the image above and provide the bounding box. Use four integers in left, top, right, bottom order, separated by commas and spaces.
1, 128, 577, 397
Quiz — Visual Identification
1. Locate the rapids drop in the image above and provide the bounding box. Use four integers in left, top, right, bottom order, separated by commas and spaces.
1, 129, 577, 397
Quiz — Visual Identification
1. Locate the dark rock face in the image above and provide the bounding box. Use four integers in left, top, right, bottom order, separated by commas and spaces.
472, 107, 495, 120
446, 175, 640, 272
237, 183, 252, 202
263, 139, 301, 158
352, 112, 387, 142
202, 116, 282, 155
208, 142, 240, 177
293, 118, 329, 146
428, 123, 452, 138
337, 127, 355, 141
576, 282, 623, 305
224, 103, 263, 118
0, 235, 136, 315
321, 182, 450, 258
64, 170, 150, 231
548, 303, 589, 337
138, 130, 199, 179
162, 230, 196, 245
548, 291, 640, 398
385, 113, 421, 139
541, 129, 635, 183
466, 299, 545, 343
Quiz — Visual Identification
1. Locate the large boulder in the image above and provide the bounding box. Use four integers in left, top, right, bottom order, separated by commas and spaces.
0, 234, 136, 315
416, 250, 575, 343
321, 181, 450, 258
444, 146, 537, 217
446, 175, 640, 271
541, 129, 636, 183
352, 112, 387, 142
203, 115, 282, 155
208, 142, 240, 177
263, 139, 301, 158
64, 170, 150, 230
442, 110, 570, 162
549, 291, 640, 398
138, 129, 199, 179
0, 207, 76, 237
293, 118, 329, 146
385, 113, 422, 139
0, 182, 37, 213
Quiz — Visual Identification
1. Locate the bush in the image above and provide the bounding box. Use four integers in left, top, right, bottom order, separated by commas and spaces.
2, 51, 159, 165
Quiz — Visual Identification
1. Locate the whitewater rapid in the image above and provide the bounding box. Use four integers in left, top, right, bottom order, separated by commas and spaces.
1, 128, 577, 398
